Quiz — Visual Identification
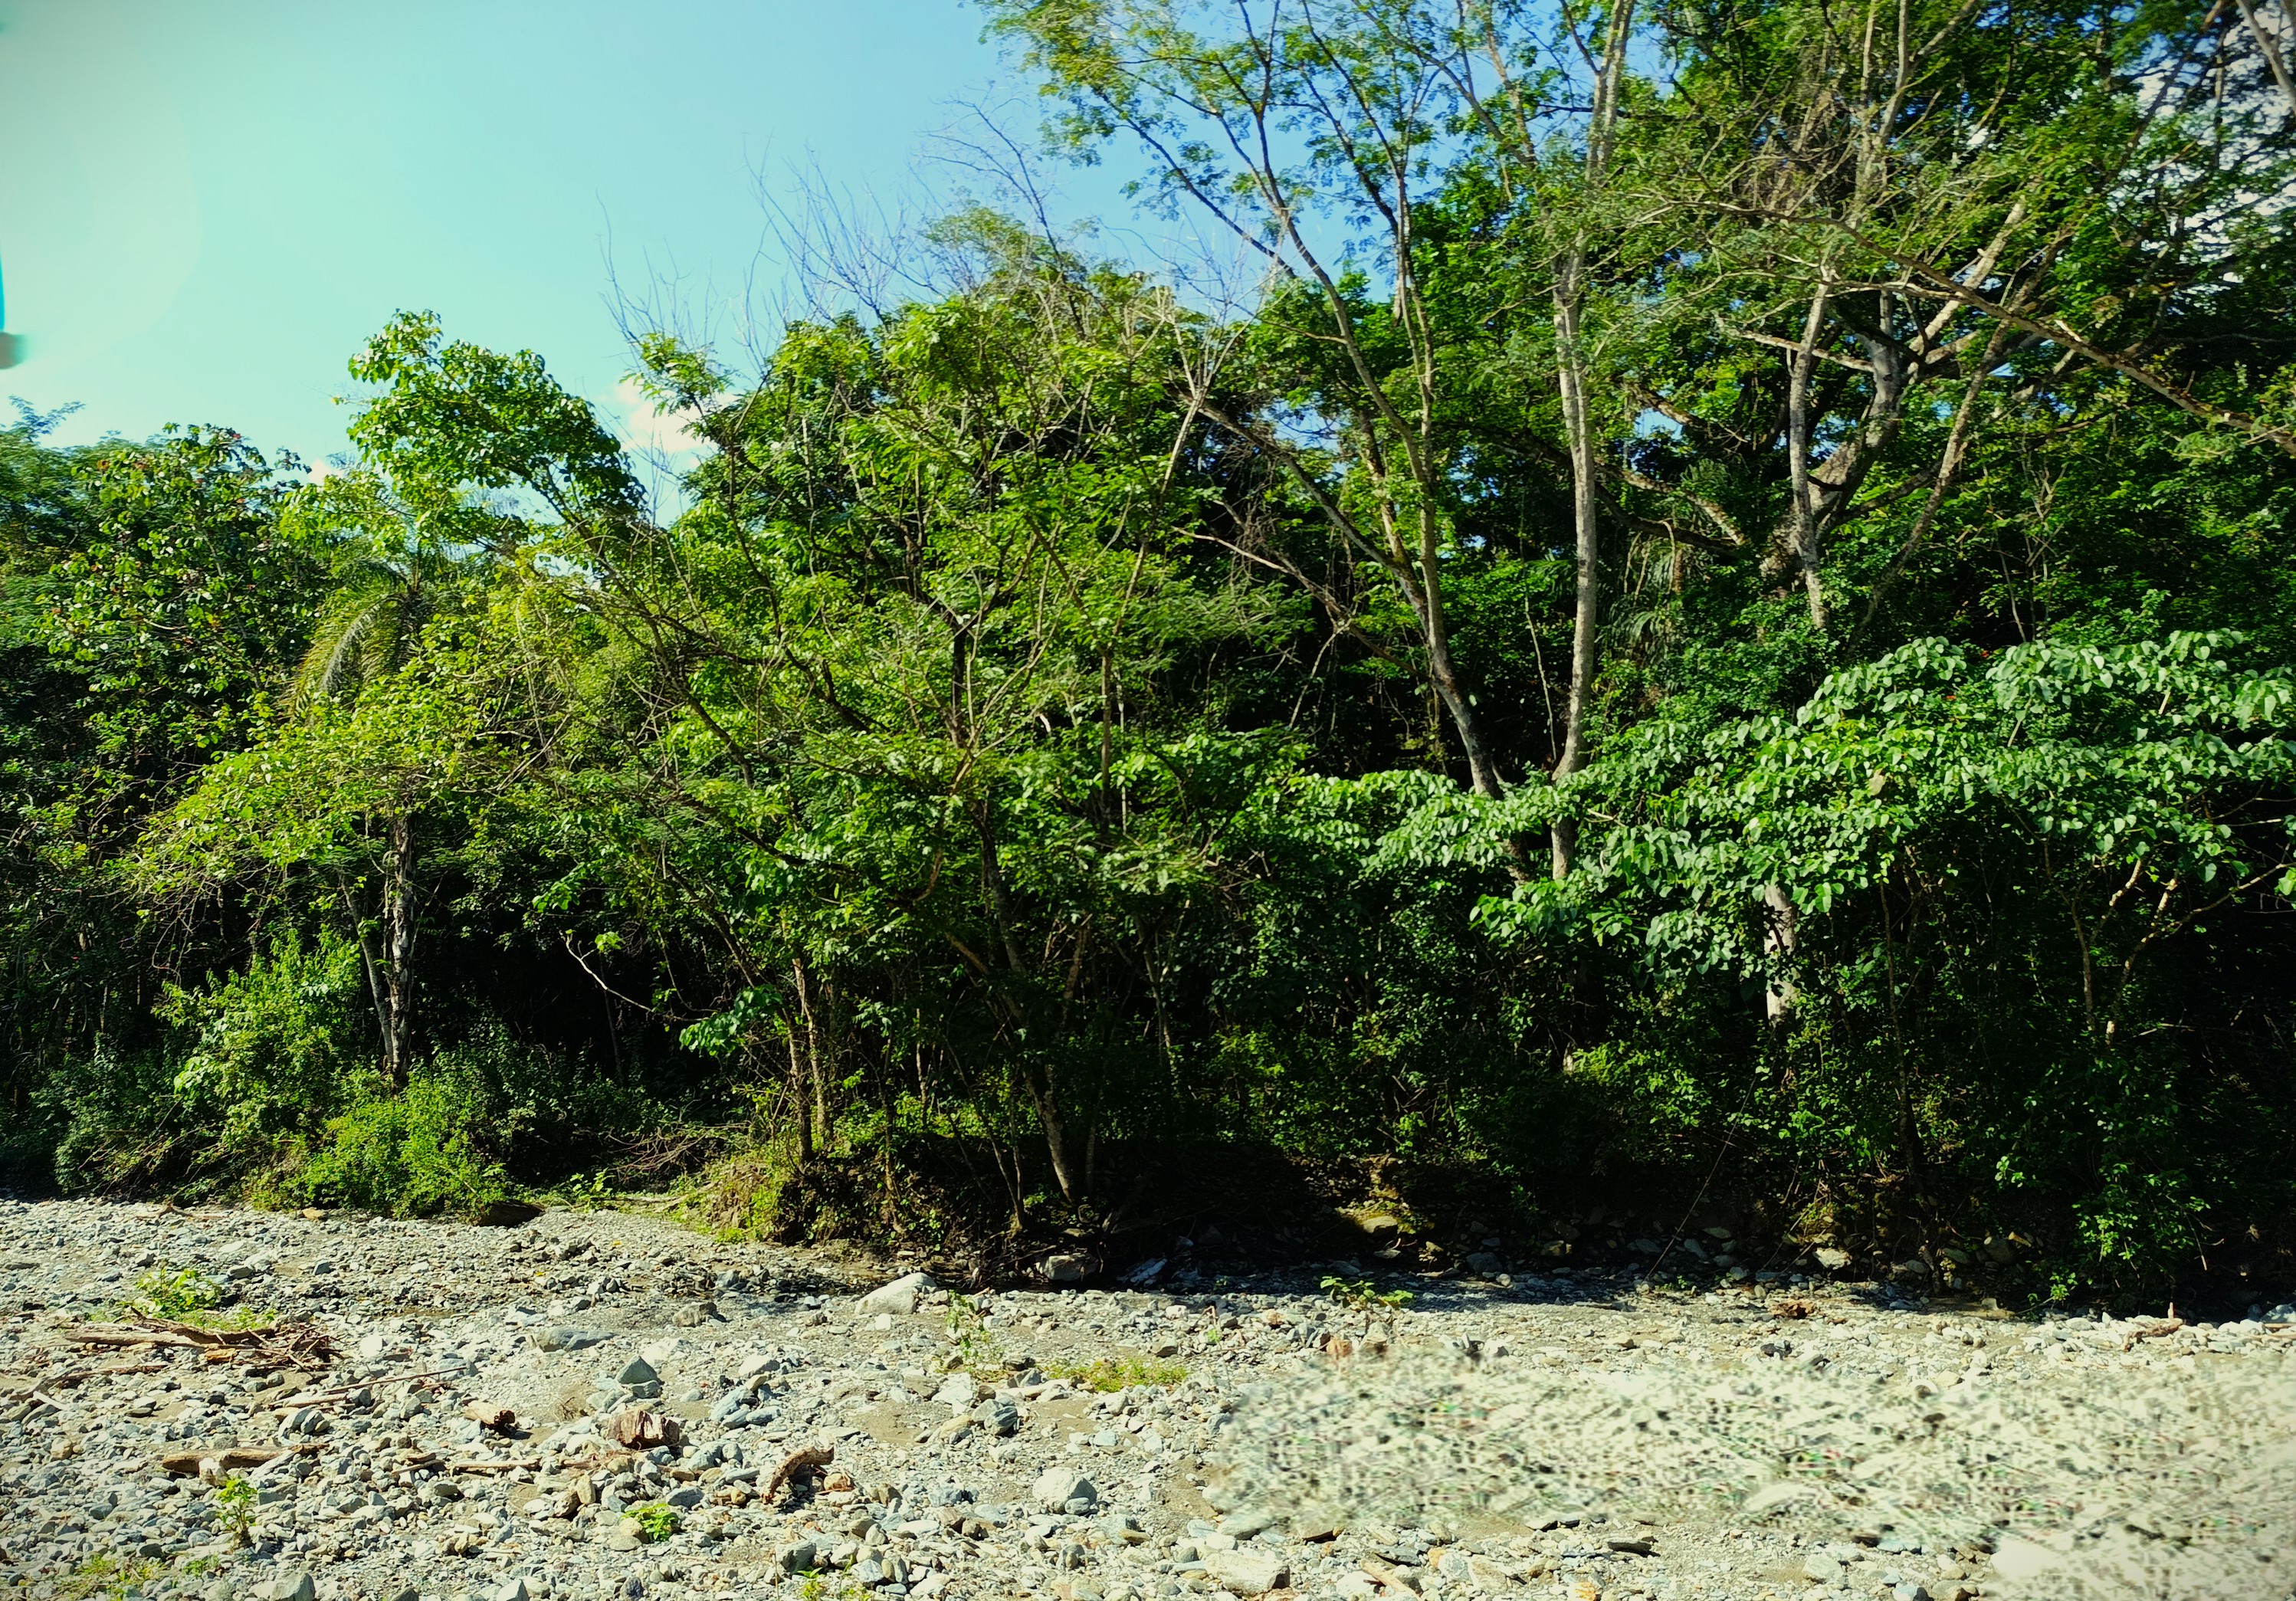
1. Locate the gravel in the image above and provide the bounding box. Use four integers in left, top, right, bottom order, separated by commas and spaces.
2, 1197, 2294, 1601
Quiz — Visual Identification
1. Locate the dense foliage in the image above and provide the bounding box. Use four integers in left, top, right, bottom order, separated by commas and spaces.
5, 0, 2295, 1302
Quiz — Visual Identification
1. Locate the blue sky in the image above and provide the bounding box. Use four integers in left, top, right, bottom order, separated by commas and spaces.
0, 1, 1125, 464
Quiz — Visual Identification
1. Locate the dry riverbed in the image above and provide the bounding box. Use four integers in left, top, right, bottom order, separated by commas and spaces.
3, 1198, 2293, 1601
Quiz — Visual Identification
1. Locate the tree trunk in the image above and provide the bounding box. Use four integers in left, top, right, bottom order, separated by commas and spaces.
1783, 284, 1834, 632
1028, 1065, 1086, 1206
1548, 0, 1635, 878
1550, 277, 1600, 878
379, 812, 417, 1088
792, 957, 831, 1153
786, 1019, 815, 1165
1763, 881, 1799, 1028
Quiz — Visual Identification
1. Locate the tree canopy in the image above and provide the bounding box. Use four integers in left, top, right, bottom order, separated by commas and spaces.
5, 0, 2295, 1304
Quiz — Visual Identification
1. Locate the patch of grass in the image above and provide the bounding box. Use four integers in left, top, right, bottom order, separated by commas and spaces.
1055, 1355, 1188, 1392
1321, 1275, 1415, 1311
795, 1573, 870, 1601
46, 1553, 160, 1601
631, 1501, 681, 1543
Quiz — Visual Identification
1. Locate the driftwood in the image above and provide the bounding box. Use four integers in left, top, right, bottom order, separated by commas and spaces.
64, 1318, 335, 1371
600, 1407, 682, 1449
159, 1445, 290, 1478
2123, 1316, 2186, 1351
461, 1402, 519, 1433
763, 1444, 834, 1503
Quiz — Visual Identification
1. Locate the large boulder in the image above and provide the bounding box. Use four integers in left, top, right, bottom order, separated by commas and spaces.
858, 1271, 936, 1315
1036, 1251, 1100, 1284
1032, 1467, 1098, 1512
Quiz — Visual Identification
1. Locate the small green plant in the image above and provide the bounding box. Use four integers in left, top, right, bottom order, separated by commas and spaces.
944, 1291, 999, 1373
561, 1169, 616, 1212
631, 1500, 681, 1542
120, 1266, 224, 1321
213, 1473, 257, 1544
1321, 1275, 1415, 1312
116, 1266, 278, 1330
1055, 1356, 1188, 1392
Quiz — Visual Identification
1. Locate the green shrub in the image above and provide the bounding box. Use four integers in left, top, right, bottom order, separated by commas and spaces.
287, 1061, 509, 1217
42, 1041, 198, 1192
162, 927, 365, 1153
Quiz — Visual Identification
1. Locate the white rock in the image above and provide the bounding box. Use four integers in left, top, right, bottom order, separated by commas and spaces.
1202, 1548, 1289, 1595
1038, 1252, 1097, 1283
1033, 1467, 1098, 1511
933, 1374, 983, 1409
858, 1271, 936, 1315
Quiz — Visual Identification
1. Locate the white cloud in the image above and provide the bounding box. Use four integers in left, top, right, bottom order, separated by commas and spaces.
611, 376, 711, 461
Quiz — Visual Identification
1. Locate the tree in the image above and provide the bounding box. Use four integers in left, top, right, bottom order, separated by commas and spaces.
282, 470, 474, 1086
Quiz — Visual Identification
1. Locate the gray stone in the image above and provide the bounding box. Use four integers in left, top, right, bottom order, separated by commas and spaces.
778, 1540, 820, 1574
615, 1357, 659, 1387
858, 1272, 936, 1316
533, 1327, 608, 1352
494, 1581, 532, 1601
387, 1589, 417, 1601
1032, 1468, 1097, 1512
970, 1399, 1020, 1436
267, 1576, 316, 1601
1802, 1554, 1845, 1583
1217, 1508, 1278, 1540
933, 1375, 982, 1409
1202, 1548, 1289, 1596
203, 1585, 235, 1601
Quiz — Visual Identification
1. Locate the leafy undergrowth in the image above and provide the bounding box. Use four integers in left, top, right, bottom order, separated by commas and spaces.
112, 1266, 276, 1332
1055, 1356, 1190, 1392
